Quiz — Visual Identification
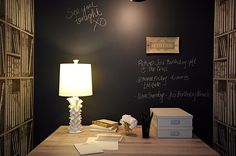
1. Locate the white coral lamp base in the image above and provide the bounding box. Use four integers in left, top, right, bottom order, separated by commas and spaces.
67, 97, 83, 133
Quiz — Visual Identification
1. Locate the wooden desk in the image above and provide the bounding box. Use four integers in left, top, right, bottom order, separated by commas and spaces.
28, 126, 219, 156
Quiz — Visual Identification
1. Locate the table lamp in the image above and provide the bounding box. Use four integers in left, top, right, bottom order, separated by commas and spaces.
59, 59, 93, 133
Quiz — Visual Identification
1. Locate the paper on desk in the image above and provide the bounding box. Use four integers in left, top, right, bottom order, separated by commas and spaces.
74, 142, 103, 155
87, 137, 118, 150
96, 133, 123, 142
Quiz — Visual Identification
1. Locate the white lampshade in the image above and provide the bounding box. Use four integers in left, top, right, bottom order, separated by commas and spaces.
59, 62, 93, 97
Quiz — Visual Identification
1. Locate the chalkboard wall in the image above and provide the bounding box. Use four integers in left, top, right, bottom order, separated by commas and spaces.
35, 0, 214, 146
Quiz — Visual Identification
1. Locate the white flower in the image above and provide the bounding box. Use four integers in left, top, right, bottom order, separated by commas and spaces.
120, 114, 137, 129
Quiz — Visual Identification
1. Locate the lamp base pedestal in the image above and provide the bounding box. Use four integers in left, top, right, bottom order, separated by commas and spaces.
67, 97, 83, 133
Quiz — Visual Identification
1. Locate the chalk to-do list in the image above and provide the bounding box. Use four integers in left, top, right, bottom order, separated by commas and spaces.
136, 58, 209, 103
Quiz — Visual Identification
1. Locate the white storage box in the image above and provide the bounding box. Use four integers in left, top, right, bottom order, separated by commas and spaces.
157, 127, 193, 138
150, 108, 193, 138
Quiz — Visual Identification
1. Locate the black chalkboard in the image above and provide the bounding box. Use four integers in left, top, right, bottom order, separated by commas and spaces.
35, 0, 214, 146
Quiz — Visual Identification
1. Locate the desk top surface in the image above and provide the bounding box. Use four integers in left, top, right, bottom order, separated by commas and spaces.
28, 126, 219, 156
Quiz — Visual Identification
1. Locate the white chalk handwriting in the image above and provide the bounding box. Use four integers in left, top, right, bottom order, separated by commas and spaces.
137, 90, 209, 103
66, 1, 107, 32
136, 58, 210, 103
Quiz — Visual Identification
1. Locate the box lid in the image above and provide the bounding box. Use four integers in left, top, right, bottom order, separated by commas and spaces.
150, 108, 193, 119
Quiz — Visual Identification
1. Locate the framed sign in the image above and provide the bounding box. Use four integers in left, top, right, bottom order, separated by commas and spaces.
146, 37, 180, 54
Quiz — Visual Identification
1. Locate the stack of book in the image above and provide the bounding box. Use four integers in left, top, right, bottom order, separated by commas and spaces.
89, 119, 119, 133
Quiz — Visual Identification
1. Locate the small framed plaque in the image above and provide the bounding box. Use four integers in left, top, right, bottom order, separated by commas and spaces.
146, 37, 180, 54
